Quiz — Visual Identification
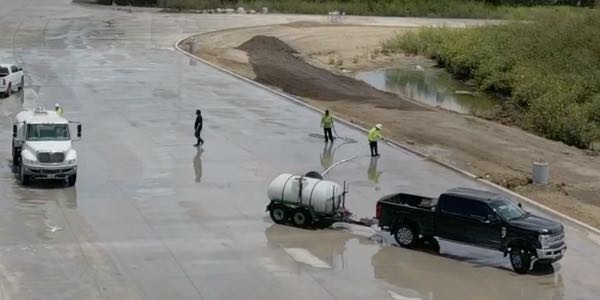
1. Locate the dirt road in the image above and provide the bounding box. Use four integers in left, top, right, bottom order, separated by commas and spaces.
183, 22, 600, 228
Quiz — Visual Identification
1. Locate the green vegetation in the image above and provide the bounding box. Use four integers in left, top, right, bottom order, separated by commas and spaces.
107, 1, 596, 19
385, 9, 600, 148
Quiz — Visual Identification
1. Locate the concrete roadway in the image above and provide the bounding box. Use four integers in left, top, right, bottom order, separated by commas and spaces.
0, 1, 598, 299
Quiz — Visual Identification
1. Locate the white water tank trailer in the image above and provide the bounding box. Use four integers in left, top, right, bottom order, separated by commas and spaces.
266, 173, 348, 228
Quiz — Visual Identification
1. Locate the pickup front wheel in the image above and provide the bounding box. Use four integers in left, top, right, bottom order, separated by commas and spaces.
394, 224, 418, 248
510, 247, 533, 274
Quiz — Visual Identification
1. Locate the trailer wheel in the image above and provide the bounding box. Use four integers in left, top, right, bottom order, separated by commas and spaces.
269, 205, 288, 224
291, 209, 312, 228
394, 223, 418, 248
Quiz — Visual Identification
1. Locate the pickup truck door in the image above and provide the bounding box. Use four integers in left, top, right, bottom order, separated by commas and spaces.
9, 65, 19, 86
436, 196, 474, 243
463, 202, 503, 250
436, 198, 503, 248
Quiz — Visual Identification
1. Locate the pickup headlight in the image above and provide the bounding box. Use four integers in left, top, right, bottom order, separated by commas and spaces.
66, 159, 77, 165
539, 234, 551, 249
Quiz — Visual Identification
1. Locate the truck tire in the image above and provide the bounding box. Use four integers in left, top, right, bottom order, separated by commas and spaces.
269, 205, 288, 224
394, 223, 418, 248
418, 236, 440, 253
291, 208, 312, 228
510, 247, 533, 274
67, 174, 77, 187
20, 165, 30, 186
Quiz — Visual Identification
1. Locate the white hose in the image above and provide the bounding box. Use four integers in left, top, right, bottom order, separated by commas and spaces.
322, 149, 361, 176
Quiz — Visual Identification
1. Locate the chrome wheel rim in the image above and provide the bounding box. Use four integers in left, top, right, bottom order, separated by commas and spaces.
397, 227, 413, 245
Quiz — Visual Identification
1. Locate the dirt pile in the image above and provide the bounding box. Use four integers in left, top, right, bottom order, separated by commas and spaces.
238, 36, 425, 111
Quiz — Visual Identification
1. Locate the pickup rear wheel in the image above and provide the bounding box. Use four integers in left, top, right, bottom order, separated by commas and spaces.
291, 209, 312, 228
269, 205, 288, 224
510, 247, 533, 274
395, 224, 418, 248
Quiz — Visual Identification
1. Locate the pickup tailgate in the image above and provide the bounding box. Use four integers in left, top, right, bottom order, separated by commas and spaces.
377, 193, 436, 235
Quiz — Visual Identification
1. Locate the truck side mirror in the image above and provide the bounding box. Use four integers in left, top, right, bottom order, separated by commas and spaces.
77, 124, 82, 138
12, 124, 17, 138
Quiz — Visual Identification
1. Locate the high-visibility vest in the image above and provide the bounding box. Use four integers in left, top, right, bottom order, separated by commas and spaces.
321, 114, 333, 128
368, 128, 382, 142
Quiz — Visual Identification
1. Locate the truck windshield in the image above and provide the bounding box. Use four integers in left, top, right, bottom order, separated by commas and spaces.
26, 124, 70, 141
490, 199, 527, 221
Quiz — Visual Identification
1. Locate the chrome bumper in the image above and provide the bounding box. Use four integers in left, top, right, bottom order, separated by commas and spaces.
23, 165, 76, 179
536, 244, 566, 260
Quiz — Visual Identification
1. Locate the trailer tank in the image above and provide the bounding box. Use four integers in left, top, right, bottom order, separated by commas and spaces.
267, 173, 343, 215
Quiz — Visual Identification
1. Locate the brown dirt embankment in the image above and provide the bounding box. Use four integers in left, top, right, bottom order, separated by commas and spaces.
237, 35, 424, 111
183, 23, 600, 229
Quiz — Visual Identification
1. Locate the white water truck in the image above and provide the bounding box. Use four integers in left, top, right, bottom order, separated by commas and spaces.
266, 172, 373, 228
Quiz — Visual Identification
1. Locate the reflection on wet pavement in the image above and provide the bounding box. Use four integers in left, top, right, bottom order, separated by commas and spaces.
368, 156, 382, 189
320, 142, 334, 170
266, 224, 567, 300
194, 147, 204, 182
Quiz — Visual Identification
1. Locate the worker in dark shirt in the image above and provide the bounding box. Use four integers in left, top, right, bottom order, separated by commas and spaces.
194, 109, 204, 147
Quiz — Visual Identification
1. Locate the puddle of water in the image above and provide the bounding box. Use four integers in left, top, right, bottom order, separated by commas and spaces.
356, 61, 499, 114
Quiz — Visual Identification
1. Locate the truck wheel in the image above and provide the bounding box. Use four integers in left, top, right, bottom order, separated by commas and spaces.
510, 247, 533, 274
20, 165, 30, 186
418, 236, 440, 253
67, 174, 77, 187
291, 209, 312, 228
394, 224, 418, 248
269, 205, 288, 224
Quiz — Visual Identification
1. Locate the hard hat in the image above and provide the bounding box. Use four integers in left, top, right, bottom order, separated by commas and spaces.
376, 124, 382, 129
55, 103, 60, 107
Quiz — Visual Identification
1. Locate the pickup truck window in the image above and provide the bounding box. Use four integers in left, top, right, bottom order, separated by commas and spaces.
26, 124, 70, 141
490, 199, 527, 221
0, 67, 8, 77
440, 197, 492, 220
10, 66, 18, 73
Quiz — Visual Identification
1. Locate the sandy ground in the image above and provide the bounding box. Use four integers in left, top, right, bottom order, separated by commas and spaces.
183, 22, 600, 228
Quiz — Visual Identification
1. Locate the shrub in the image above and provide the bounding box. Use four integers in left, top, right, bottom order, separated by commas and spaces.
387, 8, 600, 148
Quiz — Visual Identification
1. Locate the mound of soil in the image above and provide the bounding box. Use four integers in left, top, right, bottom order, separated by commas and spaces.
238, 36, 425, 111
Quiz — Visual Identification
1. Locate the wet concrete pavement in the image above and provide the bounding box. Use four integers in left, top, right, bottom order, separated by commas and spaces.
0, 1, 598, 299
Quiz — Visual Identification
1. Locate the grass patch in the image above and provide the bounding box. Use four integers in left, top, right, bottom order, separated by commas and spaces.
111, 1, 596, 19
385, 8, 600, 148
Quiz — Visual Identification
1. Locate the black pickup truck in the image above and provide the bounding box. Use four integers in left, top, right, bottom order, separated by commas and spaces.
376, 187, 566, 274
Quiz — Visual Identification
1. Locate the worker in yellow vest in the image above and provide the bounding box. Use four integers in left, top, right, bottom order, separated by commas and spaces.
320, 110, 335, 143
368, 124, 382, 157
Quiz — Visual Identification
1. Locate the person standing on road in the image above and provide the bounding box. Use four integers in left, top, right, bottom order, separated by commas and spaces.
194, 109, 204, 147
55, 103, 64, 117
368, 124, 382, 157
321, 110, 334, 143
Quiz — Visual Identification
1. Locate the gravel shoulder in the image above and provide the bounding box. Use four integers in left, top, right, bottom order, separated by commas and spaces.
182, 22, 600, 228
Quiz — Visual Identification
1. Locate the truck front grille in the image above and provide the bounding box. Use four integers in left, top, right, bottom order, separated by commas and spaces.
548, 232, 565, 248
38, 152, 65, 163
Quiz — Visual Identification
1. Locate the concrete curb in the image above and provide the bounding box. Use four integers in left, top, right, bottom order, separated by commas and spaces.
174, 34, 600, 236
